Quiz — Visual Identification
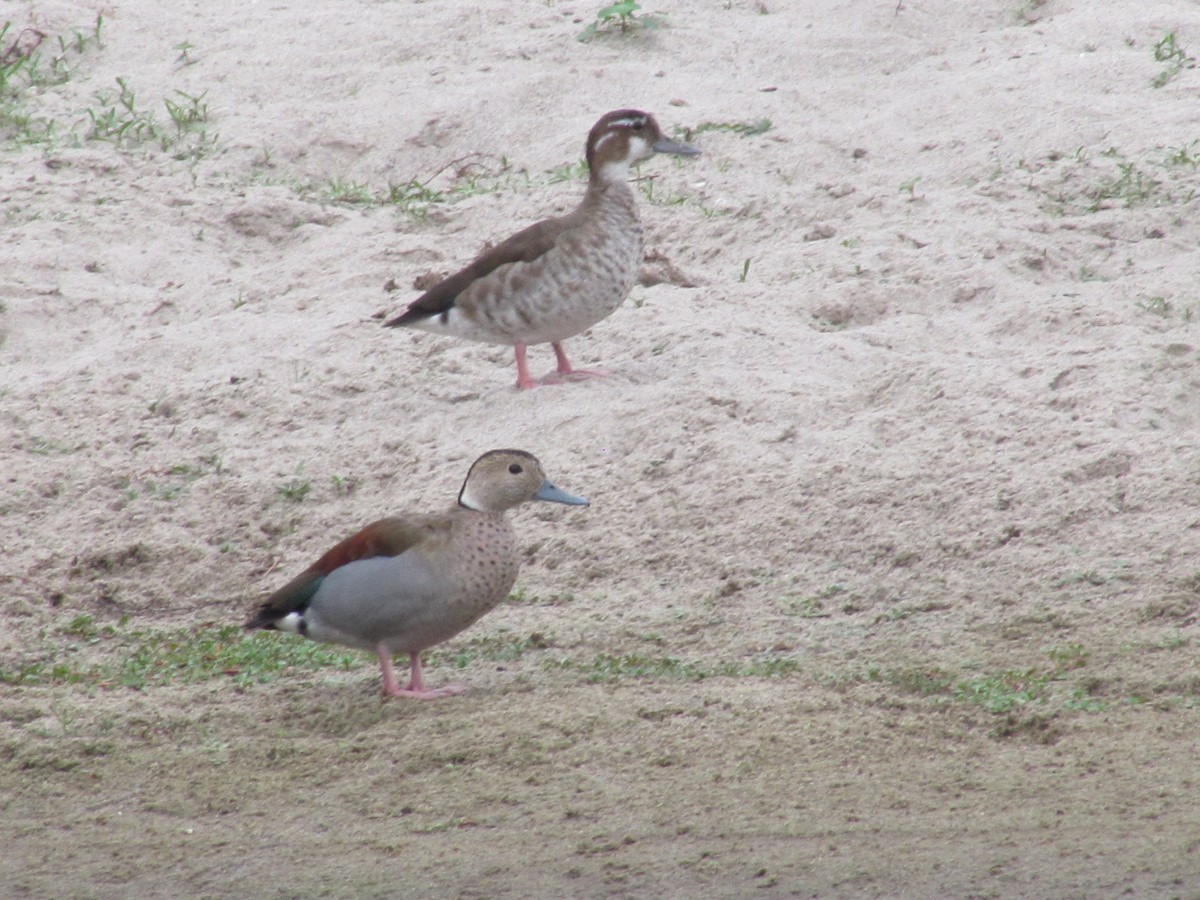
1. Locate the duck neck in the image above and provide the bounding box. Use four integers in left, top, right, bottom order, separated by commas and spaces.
588, 158, 633, 189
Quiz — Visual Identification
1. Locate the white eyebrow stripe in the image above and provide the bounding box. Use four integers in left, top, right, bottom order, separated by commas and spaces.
607, 116, 645, 129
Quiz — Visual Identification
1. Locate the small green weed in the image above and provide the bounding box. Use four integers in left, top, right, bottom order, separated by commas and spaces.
1087, 160, 1161, 210
26, 435, 80, 455
276, 478, 311, 502
1046, 642, 1089, 670
677, 118, 772, 141
173, 40, 196, 68
1163, 141, 1200, 168
879, 666, 957, 696
545, 160, 588, 183
1156, 630, 1189, 651
577, 1, 665, 42
955, 670, 1049, 713
86, 77, 218, 159
320, 178, 374, 205
780, 595, 829, 618
120, 457, 222, 504
384, 178, 447, 215
163, 89, 209, 131
1151, 31, 1195, 88
1013, 0, 1047, 26
1137, 296, 1172, 317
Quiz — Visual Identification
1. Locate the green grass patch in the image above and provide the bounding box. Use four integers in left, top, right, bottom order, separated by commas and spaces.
1, 622, 364, 689
428, 632, 550, 669
550, 652, 803, 683
954, 669, 1050, 713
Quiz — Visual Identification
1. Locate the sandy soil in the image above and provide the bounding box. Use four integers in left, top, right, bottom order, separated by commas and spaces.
4, 0, 1200, 895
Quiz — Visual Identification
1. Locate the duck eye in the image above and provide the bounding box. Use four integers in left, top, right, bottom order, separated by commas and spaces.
632, 120, 645, 131
508, 464, 523, 474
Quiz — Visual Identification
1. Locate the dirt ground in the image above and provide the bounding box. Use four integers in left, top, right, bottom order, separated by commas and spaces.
3, 0, 1200, 896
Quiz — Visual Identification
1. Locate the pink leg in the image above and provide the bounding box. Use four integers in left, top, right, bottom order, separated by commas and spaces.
377, 646, 466, 701
544, 342, 609, 383
514, 343, 537, 391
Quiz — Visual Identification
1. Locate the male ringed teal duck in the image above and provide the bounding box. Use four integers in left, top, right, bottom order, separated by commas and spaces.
245, 450, 588, 700
385, 109, 699, 390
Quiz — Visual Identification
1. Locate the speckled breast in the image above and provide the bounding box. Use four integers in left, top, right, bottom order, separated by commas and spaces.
459, 184, 644, 346
433, 513, 521, 640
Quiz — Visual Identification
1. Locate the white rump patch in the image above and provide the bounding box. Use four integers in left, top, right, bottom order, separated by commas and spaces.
277, 612, 305, 634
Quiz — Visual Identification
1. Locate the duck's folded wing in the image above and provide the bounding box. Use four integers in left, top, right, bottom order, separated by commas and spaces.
301, 552, 455, 648
245, 516, 437, 627
385, 216, 570, 327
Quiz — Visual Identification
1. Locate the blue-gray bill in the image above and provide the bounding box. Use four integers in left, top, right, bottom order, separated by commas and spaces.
536, 481, 589, 506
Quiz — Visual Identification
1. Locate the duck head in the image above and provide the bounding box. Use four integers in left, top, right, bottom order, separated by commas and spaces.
458, 449, 589, 512
586, 109, 700, 184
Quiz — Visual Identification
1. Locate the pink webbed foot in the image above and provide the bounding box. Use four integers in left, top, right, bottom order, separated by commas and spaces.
539, 342, 610, 385
383, 682, 468, 701
378, 648, 466, 702
513, 341, 610, 389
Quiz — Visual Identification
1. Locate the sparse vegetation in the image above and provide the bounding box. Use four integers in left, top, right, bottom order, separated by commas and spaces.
676, 118, 772, 141
0, 16, 105, 145
1151, 31, 1195, 88
87, 77, 218, 160
276, 477, 312, 503
252, 160, 577, 220
0, 621, 364, 689
955, 669, 1050, 713
1012, 0, 1047, 26
119, 456, 223, 504
577, 1, 666, 42
430, 632, 550, 669
551, 652, 803, 682
0, 17, 217, 159
1011, 144, 1199, 216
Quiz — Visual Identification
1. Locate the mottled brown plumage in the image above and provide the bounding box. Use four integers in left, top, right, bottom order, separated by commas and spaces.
385, 109, 699, 389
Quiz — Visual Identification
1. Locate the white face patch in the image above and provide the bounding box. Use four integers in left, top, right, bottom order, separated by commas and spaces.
592, 123, 652, 180
459, 482, 487, 511
626, 134, 651, 160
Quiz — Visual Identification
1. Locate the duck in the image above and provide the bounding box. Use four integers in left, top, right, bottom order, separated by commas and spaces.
244, 450, 588, 700
385, 109, 699, 390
